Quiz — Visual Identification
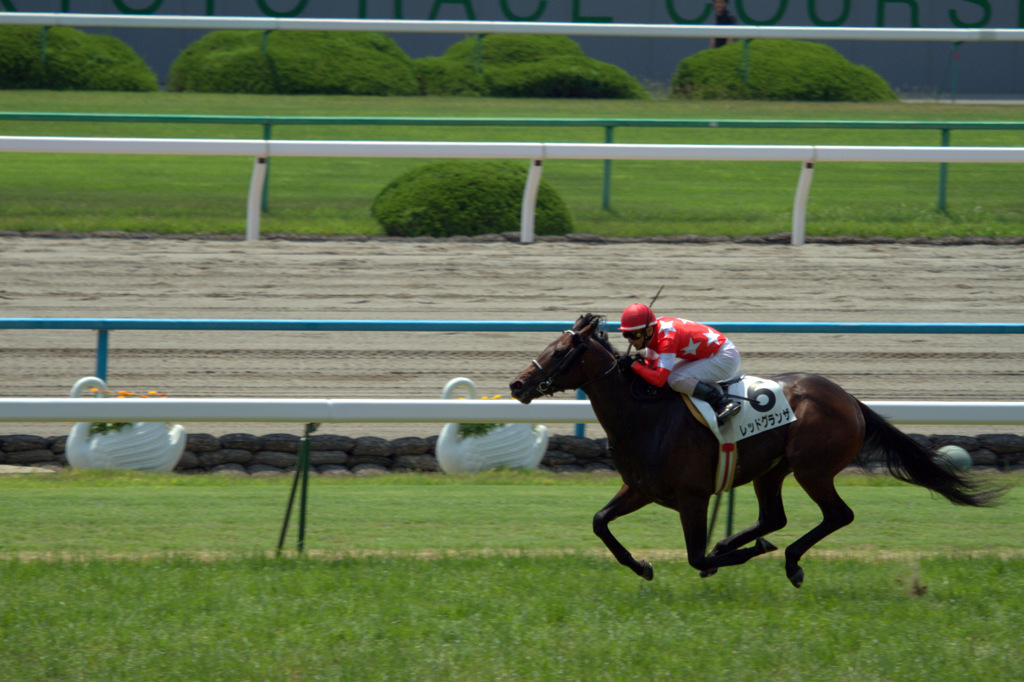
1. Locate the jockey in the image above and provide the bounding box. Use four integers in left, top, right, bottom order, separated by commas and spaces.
619, 302, 741, 425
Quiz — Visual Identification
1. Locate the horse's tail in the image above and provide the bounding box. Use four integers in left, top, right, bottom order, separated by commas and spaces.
857, 400, 1004, 508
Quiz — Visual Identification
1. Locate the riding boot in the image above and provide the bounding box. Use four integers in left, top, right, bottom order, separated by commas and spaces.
692, 381, 741, 426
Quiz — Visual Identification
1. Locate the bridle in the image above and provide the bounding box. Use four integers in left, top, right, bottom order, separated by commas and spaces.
531, 329, 618, 396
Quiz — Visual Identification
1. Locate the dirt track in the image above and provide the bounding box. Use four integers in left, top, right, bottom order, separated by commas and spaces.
1, 235, 1022, 441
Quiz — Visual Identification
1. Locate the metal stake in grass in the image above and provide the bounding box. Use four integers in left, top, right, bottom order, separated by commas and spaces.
277, 422, 318, 556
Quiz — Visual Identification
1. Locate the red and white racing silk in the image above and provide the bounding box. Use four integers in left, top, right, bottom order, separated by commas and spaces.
631, 317, 729, 387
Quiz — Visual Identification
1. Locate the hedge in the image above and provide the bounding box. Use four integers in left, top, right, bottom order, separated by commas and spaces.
372, 161, 574, 238
415, 34, 649, 99
672, 39, 897, 102
168, 30, 418, 95
0, 26, 158, 91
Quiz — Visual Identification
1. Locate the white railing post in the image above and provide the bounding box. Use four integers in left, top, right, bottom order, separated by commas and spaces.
246, 156, 268, 241
4, 137, 1024, 245
520, 159, 543, 244
791, 161, 815, 245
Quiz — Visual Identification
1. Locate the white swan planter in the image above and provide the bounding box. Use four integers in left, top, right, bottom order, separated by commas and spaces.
434, 377, 548, 474
64, 377, 187, 473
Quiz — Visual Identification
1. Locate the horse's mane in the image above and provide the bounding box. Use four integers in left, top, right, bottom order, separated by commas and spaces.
574, 313, 621, 359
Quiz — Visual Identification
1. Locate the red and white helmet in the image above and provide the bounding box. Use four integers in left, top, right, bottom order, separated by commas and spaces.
619, 302, 656, 331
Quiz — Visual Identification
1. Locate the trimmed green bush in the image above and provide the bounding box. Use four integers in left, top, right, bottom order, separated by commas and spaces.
0, 26, 157, 91
415, 34, 648, 99
372, 161, 574, 238
671, 40, 897, 102
168, 30, 417, 95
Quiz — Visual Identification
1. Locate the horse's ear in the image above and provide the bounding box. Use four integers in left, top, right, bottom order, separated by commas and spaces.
578, 314, 601, 338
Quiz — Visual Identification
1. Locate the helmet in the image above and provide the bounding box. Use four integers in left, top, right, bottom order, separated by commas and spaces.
619, 302, 656, 331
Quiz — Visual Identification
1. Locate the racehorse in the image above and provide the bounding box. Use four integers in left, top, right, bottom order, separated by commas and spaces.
509, 313, 1002, 587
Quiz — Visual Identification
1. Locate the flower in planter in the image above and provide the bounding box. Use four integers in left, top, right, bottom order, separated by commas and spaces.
437, 379, 548, 474
87, 388, 167, 436
456, 394, 503, 439
66, 377, 186, 473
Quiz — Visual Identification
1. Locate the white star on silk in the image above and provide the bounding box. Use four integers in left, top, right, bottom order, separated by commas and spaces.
683, 338, 701, 356
703, 330, 721, 345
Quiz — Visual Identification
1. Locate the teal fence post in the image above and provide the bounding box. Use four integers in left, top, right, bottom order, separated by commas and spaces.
706, 489, 736, 548
937, 128, 950, 213
741, 39, 751, 88
937, 41, 962, 102
261, 123, 272, 212
39, 26, 49, 66
601, 126, 614, 211
575, 388, 587, 437
951, 42, 962, 103
726, 488, 735, 536
95, 329, 108, 381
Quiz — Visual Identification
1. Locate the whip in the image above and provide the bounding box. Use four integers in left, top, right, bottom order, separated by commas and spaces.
648, 285, 665, 309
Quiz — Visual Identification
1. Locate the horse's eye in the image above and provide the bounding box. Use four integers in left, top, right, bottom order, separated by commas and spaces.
552, 349, 566, 359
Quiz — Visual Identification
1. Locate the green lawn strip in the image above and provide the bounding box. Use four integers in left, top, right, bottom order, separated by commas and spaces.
1, 92, 1022, 238
1, 554, 1022, 680
1, 470, 1020, 559
1, 471, 1020, 679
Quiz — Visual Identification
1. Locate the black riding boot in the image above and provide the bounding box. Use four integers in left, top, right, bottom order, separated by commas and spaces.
692, 381, 741, 426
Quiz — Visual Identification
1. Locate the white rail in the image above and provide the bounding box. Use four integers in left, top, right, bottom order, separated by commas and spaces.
3, 135, 1022, 245
4, 14, 1024, 43
1, 398, 1023, 426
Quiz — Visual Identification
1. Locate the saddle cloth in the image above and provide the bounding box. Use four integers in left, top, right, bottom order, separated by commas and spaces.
683, 375, 797, 494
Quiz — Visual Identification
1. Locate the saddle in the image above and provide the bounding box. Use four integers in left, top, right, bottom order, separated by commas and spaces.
719, 373, 747, 390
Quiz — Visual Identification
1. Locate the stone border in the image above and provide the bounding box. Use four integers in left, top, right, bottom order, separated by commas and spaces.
2, 432, 1022, 476
2, 230, 1023, 246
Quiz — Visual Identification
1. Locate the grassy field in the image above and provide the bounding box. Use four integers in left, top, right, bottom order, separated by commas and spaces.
2, 91, 1023, 677
2, 469, 1023, 558
0, 470, 1021, 680
1, 91, 1022, 238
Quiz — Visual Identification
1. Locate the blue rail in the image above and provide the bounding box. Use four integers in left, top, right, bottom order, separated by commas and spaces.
4, 317, 1023, 382
6, 317, 1024, 334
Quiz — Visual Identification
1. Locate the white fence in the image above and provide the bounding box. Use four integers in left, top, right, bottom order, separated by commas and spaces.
5, 13, 1024, 43
2, 398, 1024, 426
3, 135, 1023, 245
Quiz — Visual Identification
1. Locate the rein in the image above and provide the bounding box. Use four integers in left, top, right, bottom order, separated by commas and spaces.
532, 329, 619, 396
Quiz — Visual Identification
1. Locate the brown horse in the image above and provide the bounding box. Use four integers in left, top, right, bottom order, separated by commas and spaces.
509, 313, 1002, 587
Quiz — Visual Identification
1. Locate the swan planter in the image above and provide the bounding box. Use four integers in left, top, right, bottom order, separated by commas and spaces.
434, 377, 548, 474
64, 377, 187, 473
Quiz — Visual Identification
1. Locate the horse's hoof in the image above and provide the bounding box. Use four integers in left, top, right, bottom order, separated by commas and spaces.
699, 567, 718, 578
638, 560, 654, 581
786, 564, 804, 588
756, 537, 778, 554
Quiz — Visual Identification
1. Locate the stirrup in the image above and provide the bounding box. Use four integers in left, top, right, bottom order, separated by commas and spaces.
714, 399, 741, 425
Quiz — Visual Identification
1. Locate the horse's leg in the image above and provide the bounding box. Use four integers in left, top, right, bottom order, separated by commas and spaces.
784, 475, 854, 588
709, 465, 790, 558
678, 496, 778, 578
593, 484, 655, 580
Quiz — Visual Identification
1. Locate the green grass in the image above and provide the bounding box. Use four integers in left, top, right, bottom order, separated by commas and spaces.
3, 555, 1023, 681
2, 469, 1022, 558
1, 91, 1022, 238
0, 471, 1022, 680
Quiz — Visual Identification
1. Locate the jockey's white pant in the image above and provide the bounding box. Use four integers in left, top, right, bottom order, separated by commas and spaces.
667, 340, 742, 395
